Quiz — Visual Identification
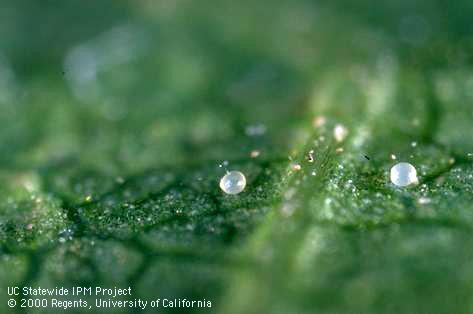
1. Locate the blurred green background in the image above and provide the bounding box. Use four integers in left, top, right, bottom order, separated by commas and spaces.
1, 1, 473, 313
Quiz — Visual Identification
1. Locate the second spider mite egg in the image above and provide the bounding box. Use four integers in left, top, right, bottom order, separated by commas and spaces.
220, 171, 246, 195
390, 162, 418, 187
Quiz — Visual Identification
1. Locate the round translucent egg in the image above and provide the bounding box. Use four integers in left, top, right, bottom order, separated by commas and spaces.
390, 162, 418, 187
220, 171, 246, 195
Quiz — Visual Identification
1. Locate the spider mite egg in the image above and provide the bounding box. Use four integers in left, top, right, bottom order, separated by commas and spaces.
220, 171, 247, 195
390, 162, 418, 187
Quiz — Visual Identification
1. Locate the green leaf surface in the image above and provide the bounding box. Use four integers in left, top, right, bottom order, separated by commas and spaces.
1, 1, 473, 314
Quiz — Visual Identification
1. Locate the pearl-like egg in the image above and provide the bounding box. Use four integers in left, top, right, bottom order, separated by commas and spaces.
390, 162, 418, 187
220, 171, 247, 195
